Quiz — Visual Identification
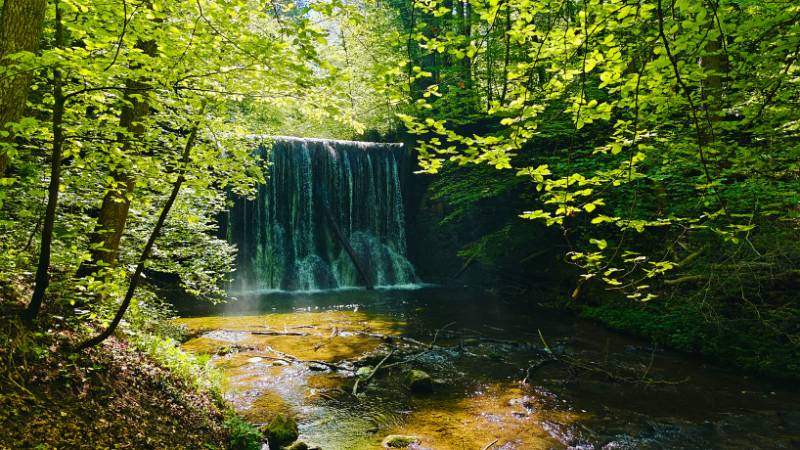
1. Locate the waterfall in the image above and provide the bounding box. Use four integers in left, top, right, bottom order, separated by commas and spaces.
227, 137, 417, 292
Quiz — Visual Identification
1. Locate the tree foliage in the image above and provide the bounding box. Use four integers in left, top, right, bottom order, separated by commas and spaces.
397, 0, 800, 303
0, 0, 393, 332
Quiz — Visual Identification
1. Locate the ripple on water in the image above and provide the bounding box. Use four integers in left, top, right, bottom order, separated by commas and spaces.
177, 289, 800, 450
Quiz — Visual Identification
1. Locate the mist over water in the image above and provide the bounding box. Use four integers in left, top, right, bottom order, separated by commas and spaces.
226, 137, 417, 292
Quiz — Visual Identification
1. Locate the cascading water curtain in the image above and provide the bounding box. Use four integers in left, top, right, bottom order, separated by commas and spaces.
227, 137, 417, 292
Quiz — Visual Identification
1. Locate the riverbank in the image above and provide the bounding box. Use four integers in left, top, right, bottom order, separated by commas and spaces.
570, 295, 800, 381
0, 286, 261, 450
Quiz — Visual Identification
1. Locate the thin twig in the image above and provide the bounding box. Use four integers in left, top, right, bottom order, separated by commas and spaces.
482, 439, 499, 450
656, 0, 728, 218
352, 349, 394, 395
103, 0, 132, 72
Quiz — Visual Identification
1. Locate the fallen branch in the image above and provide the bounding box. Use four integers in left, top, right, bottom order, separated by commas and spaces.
350, 331, 432, 349
532, 329, 689, 386
520, 357, 556, 384
253, 355, 295, 365
352, 349, 394, 395
380, 322, 456, 370
321, 201, 373, 289
264, 346, 351, 372
249, 330, 313, 337
482, 439, 499, 450
429, 321, 456, 349
452, 327, 539, 347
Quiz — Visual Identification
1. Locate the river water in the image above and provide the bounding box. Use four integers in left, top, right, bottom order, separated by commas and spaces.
176, 287, 800, 449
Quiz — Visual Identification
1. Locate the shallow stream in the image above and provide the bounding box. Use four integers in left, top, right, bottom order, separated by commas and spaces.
176, 287, 800, 449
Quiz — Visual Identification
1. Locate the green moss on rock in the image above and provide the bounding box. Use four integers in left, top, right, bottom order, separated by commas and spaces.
285, 441, 310, 450
382, 434, 420, 448
405, 370, 433, 394
261, 414, 299, 448
356, 366, 374, 378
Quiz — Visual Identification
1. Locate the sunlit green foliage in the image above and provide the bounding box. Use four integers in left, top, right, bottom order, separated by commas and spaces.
397, 0, 800, 306
0, 0, 391, 328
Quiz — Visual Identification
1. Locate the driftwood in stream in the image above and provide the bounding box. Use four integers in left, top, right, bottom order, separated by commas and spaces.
199, 329, 317, 339
205, 341, 352, 371
250, 330, 312, 337
522, 329, 689, 386
235, 328, 430, 346
482, 439, 499, 450
241, 327, 439, 348
321, 202, 374, 290
263, 346, 352, 372
365, 322, 456, 370
352, 349, 394, 395
350, 331, 433, 349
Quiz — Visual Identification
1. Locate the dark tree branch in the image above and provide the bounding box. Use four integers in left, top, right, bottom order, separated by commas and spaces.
78, 115, 202, 349
656, 0, 729, 219
23, 0, 65, 325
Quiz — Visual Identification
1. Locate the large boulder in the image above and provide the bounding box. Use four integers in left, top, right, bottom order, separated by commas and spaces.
404, 370, 433, 394
260, 414, 299, 449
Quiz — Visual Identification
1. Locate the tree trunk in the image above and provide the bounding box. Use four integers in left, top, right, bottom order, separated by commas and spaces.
0, 0, 47, 176
23, 1, 64, 325
321, 202, 374, 290
462, 1, 472, 87
499, 5, 511, 105
78, 120, 201, 349
78, 40, 156, 276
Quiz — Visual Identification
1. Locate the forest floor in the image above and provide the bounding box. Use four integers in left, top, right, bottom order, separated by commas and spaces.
0, 291, 230, 449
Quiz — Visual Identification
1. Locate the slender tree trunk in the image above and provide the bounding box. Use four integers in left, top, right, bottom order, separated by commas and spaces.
77, 40, 156, 276
462, 1, 472, 87
339, 29, 356, 109
500, 5, 511, 105
702, 31, 726, 132
321, 202, 374, 290
406, 0, 416, 82
0, 0, 47, 176
486, 48, 493, 111
23, 1, 64, 325
78, 120, 201, 349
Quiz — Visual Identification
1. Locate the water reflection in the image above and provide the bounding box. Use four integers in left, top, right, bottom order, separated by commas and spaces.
177, 287, 800, 449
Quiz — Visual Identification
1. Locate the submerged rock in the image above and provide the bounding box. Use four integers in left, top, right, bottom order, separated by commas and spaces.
285, 442, 309, 450
382, 434, 420, 448
356, 366, 374, 378
405, 370, 433, 394
260, 414, 299, 448
243, 391, 290, 424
